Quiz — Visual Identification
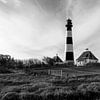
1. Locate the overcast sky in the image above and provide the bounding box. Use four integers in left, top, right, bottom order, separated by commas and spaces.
0, 0, 100, 61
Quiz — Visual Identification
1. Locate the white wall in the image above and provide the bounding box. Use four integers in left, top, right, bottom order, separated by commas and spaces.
76, 59, 98, 66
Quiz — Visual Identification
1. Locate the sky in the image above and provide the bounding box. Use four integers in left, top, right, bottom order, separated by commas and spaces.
0, 0, 100, 61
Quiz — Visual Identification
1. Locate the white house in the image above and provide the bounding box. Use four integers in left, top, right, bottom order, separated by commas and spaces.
76, 49, 98, 66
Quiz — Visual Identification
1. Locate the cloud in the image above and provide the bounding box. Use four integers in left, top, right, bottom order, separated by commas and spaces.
0, 0, 100, 61
0, 1, 65, 59
0, 0, 7, 4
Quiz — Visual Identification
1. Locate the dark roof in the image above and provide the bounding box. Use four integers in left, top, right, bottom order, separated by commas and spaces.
53, 55, 63, 62
76, 50, 98, 61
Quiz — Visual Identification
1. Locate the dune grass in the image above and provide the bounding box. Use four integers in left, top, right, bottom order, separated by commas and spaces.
1, 66, 100, 100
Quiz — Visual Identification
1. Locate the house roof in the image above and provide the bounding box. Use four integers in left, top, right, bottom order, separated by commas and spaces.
76, 50, 98, 61
53, 54, 63, 63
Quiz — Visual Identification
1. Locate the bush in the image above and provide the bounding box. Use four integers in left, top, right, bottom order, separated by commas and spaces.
77, 82, 100, 93
77, 83, 89, 94
76, 83, 100, 100
87, 82, 100, 92
0, 66, 12, 74
1, 92, 20, 100
20, 93, 41, 100
1, 86, 21, 96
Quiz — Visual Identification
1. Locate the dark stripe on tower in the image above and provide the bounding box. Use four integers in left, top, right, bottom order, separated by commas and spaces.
66, 37, 73, 44
66, 52, 74, 60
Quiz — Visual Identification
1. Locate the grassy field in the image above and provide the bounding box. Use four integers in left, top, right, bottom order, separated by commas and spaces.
0, 66, 100, 100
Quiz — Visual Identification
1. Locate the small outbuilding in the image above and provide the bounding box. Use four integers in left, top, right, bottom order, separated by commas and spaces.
53, 54, 63, 65
76, 49, 98, 66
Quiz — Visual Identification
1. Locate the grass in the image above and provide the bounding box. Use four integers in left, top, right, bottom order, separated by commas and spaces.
1, 66, 100, 100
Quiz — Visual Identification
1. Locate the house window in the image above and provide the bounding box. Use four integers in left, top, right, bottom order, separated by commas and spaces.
86, 54, 89, 57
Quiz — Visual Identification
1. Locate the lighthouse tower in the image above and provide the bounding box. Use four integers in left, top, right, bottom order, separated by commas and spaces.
65, 18, 74, 65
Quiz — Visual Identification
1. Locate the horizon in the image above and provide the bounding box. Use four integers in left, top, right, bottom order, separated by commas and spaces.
0, 0, 100, 61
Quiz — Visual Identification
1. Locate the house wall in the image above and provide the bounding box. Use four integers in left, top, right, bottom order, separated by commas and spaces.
86, 59, 98, 63
76, 59, 98, 66
76, 61, 86, 66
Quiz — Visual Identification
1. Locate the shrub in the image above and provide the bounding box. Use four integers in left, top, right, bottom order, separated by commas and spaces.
1, 92, 20, 100
87, 82, 100, 92
77, 83, 89, 94
77, 83, 100, 100
0, 66, 12, 74
19, 92, 41, 100
1, 86, 21, 96
77, 82, 100, 93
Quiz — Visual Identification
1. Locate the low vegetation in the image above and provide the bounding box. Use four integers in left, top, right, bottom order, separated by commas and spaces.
0, 54, 100, 99
0, 74, 100, 100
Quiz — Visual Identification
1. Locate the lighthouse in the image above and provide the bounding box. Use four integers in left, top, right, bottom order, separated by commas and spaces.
65, 18, 74, 65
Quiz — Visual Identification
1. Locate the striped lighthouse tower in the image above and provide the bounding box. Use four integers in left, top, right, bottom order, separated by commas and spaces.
65, 18, 74, 65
